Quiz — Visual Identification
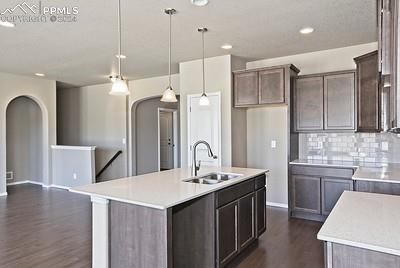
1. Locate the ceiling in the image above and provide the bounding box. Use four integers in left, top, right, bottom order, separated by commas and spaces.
0, 0, 377, 87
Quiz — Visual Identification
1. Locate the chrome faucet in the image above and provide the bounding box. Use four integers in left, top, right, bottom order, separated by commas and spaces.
192, 140, 218, 176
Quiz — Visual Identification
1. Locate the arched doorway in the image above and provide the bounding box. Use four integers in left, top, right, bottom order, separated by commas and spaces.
6, 96, 43, 186
131, 96, 180, 176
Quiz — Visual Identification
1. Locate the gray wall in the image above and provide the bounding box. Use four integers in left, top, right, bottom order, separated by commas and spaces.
6, 97, 43, 183
131, 97, 179, 175
0, 72, 56, 194
57, 84, 128, 181
52, 146, 95, 187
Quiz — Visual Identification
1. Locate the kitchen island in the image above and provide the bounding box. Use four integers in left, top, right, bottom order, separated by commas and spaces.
317, 191, 400, 268
71, 166, 268, 268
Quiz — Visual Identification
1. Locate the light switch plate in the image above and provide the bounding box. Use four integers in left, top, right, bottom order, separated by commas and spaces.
381, 142, 389, 151
73, 173, 77, 180
271, 140, 277, 148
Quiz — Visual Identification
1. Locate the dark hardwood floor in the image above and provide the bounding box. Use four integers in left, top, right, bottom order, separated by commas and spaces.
0, 184, 324, 268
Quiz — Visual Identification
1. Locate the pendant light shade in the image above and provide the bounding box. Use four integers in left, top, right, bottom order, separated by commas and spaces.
161, 8, 178, 103
198, 27, 210, 106
111, 78, 129, 95
110, 0, 130, 96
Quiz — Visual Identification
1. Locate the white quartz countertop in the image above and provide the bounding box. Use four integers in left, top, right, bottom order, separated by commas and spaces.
70, 167, 268, 210
290, 159, 400, 184
317, 191, 400, 256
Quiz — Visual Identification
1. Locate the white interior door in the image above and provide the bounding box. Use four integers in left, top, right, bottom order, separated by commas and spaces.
159, 111, 174, 170
188, 92, 221, 167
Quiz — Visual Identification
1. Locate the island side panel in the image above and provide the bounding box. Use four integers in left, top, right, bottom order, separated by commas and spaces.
325, 242, 400, 268
172, 193, 216, 268
110, 201, 172, 268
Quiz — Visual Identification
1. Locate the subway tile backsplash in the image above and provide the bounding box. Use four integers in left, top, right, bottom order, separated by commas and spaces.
299, 133, 400, 163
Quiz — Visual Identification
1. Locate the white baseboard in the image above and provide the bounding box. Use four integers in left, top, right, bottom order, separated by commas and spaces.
50, 184, 70, 190
267, 201, 288, 209
7, 180, 29, 186
0, 192, 8, 197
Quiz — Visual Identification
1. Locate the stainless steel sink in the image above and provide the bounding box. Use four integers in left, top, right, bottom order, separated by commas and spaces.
184, 172, 241, 185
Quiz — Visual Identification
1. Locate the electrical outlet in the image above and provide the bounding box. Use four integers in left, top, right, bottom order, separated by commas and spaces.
73, 173, 77, 180
122, 138, 126, 144
381, 142, 389, 151
271, 140, 277, 148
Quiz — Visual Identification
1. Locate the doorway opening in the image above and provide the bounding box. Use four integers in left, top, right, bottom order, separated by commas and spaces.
158, 108, 178, 171
6, 96, 43, 186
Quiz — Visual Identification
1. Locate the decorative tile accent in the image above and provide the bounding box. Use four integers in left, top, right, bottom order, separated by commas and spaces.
299, 133, 400, 163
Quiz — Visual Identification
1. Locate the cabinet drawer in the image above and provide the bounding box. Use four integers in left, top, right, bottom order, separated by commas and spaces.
291, 165, 353, 179
216, 179, 255, 208
255, 174, 266, 190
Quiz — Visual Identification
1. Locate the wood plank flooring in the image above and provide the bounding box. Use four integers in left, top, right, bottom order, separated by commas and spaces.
0, 184, 324, 268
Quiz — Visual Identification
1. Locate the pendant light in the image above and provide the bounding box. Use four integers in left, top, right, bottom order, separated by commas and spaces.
198, 27, 210, 106
109, 0, 129, 96
161, 8, 178, 102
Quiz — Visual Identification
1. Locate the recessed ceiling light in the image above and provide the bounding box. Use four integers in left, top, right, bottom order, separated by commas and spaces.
0, 21, 15, 28
300, 27, 314, 34
221, 44, 233, 50
191, 0, 209, 7
116, 54, 127, 59
35, 73, 45, 77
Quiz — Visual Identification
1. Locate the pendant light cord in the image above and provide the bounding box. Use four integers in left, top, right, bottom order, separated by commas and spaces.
117, 0, 122, 78
202, 30, 205, 95
168, 12, 172, 88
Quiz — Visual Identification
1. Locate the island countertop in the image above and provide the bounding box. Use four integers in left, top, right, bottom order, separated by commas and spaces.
70, 166, 268, 210
317, 191, 400, 256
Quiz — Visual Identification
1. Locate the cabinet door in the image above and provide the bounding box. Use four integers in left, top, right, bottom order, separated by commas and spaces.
295, 76, 324, 131
324, 73, 356, 130
258, 68, 285, 104
234, 71, 258, 106
291, 175, 321, 214
255, 187, 266, 237
355, 51, 380, 132
321, 177, 353, 215
238, 193, 255, 251
217, 201, 238, 266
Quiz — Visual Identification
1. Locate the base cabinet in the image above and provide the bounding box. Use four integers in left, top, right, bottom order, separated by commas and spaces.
255, 187, 266, 237
290, 165, 354, 222
217, 201, 239, 266
355, 180, 400, 195
216, 175, 266, 267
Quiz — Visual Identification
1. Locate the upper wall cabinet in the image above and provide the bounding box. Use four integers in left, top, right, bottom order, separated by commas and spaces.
233, 65, 299, 108
294, 71, 356, 132
354, 51, 380, 132
324, 73, 355, 130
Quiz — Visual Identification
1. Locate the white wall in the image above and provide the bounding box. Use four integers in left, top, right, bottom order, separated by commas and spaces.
179, 55, 232, 167
247, 42, 378, 74
245, 42, 378, 206
0, 72, 56, 195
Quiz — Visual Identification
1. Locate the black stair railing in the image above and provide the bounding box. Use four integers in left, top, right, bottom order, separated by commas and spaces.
96, 150, 123, 179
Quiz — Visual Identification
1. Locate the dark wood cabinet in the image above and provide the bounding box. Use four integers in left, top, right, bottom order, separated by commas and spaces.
255, 187, 266, 237
355, 180, 400, 195
291, 175, 321, 215
321, 177, 353, 215
238, 193, 255, 250
324, 73, 356, 130
294, 71, 356, 132
234, 72, 259, 106
295, 76, 324, 131
258, 68, 285, 104
290, 165, 354, 222
216, 174, 266, 267
217, 201, 239, 266
354, 51, 380, 132
233, 65, 299, 107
